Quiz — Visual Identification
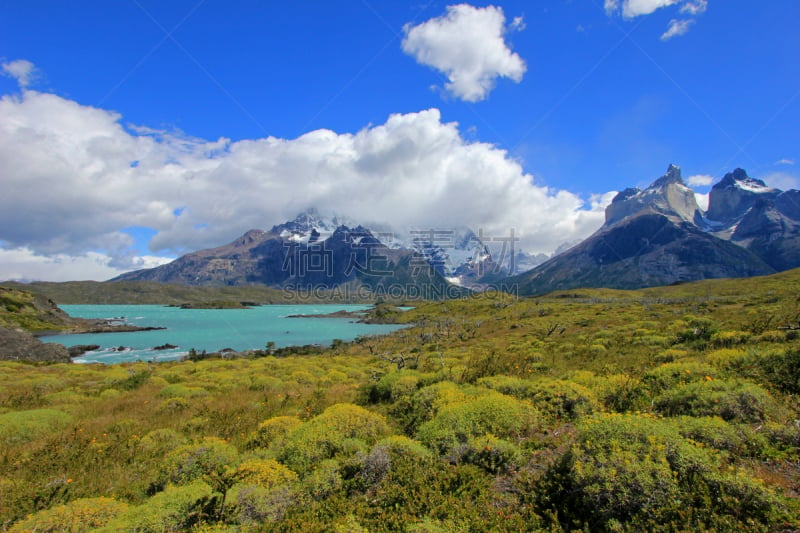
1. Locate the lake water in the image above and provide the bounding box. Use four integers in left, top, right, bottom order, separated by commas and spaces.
42, 304, 406, 364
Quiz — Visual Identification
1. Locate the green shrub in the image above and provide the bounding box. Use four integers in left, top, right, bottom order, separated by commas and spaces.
461, 434, 522, 473
670, 416, 767, 457
96, 481, 217, 533
527, 380, 597, 421
533, 413, 790, 531
642, 361, 716, 395
9, 497, 128, 533
137, 428, 187, 456
671, 315, 717, 346
225, 481, 296, 526
476, 375, 536, 398
229, 458, 297, 489
156, 396, 191, 413
709, 330, 752, 348
416, 392, 538, 457
407, 517, 468, 533
654, 379, 777, 423
759, 347, 800, 394
300, 459, 343, 500
278, 404, 390, 472
706, 348, 750, 368
0, 408, 71, 446
373, 435, 432, 460
387, 381, 468, 434
247, 415, 302, 450
158, 437, 239, 492
332, 515, 369, 533
478, 375, 597, 420
596, 374, 649, 413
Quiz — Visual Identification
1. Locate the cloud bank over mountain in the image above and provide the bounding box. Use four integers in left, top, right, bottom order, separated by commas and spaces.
0, 84, 612, 281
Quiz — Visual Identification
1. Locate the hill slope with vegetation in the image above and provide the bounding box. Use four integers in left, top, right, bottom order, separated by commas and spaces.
1, 270, 799, 531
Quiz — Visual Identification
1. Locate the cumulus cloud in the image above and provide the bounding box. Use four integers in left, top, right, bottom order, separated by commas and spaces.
1, 59, 39, 88
605, 0, 707, 39
686, 174, 714, 187
0, 89, 613, 281
661, 19, 694, 40
401, 4, 526, 102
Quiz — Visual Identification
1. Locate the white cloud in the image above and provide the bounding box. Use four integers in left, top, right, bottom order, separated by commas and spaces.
605, 0, 708, 18
0, 89, 613, 281
686, 174, 713, 187
604, 0, 620, 16
0, 247, 171, 282
680, 0, 707, 15
661, 19, 694, 40
1, 59, 39, 88
775, 158, 795, 166
610, 0, 680, 18
401, 4, 526, 102
605, 1, 707, 39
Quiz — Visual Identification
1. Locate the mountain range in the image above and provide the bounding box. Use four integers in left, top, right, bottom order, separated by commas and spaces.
114, 165, 800, 297
113, 209, 487, 299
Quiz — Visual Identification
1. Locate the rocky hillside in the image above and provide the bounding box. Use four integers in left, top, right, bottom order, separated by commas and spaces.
0, 286, 79, 333
0, 287, 78, 362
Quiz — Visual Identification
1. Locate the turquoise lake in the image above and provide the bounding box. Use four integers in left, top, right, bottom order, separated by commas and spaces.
42, 304, 407, 364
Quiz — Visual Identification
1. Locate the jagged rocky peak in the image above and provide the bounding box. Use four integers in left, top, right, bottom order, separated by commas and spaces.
652, 163, 684, 187
706, 168, 780, 224
605, 164, 701, 227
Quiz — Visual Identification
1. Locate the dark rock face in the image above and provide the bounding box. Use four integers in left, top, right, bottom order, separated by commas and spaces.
706, 168, 779, 224
731, 199, 800, 271
0, 327, 71, 363
775, 190, 800, 220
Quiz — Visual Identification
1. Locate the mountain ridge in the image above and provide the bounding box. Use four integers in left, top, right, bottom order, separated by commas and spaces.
510, 164, 800, 295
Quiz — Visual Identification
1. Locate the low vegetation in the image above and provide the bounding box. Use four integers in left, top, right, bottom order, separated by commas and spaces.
1, 269, 800, 531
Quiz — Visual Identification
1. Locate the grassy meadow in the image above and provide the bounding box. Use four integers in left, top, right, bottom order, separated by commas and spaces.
1, 270, 800, 531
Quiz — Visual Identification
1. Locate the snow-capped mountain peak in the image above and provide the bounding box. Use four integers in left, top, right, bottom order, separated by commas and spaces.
270, 208, 354, 244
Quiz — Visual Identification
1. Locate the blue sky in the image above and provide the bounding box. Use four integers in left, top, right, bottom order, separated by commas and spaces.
0, 0, 798, 281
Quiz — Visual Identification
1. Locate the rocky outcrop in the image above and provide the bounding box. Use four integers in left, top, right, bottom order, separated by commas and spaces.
605, 165, 703, 227
706, 168, 780, 224
0, 327, 71, 363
